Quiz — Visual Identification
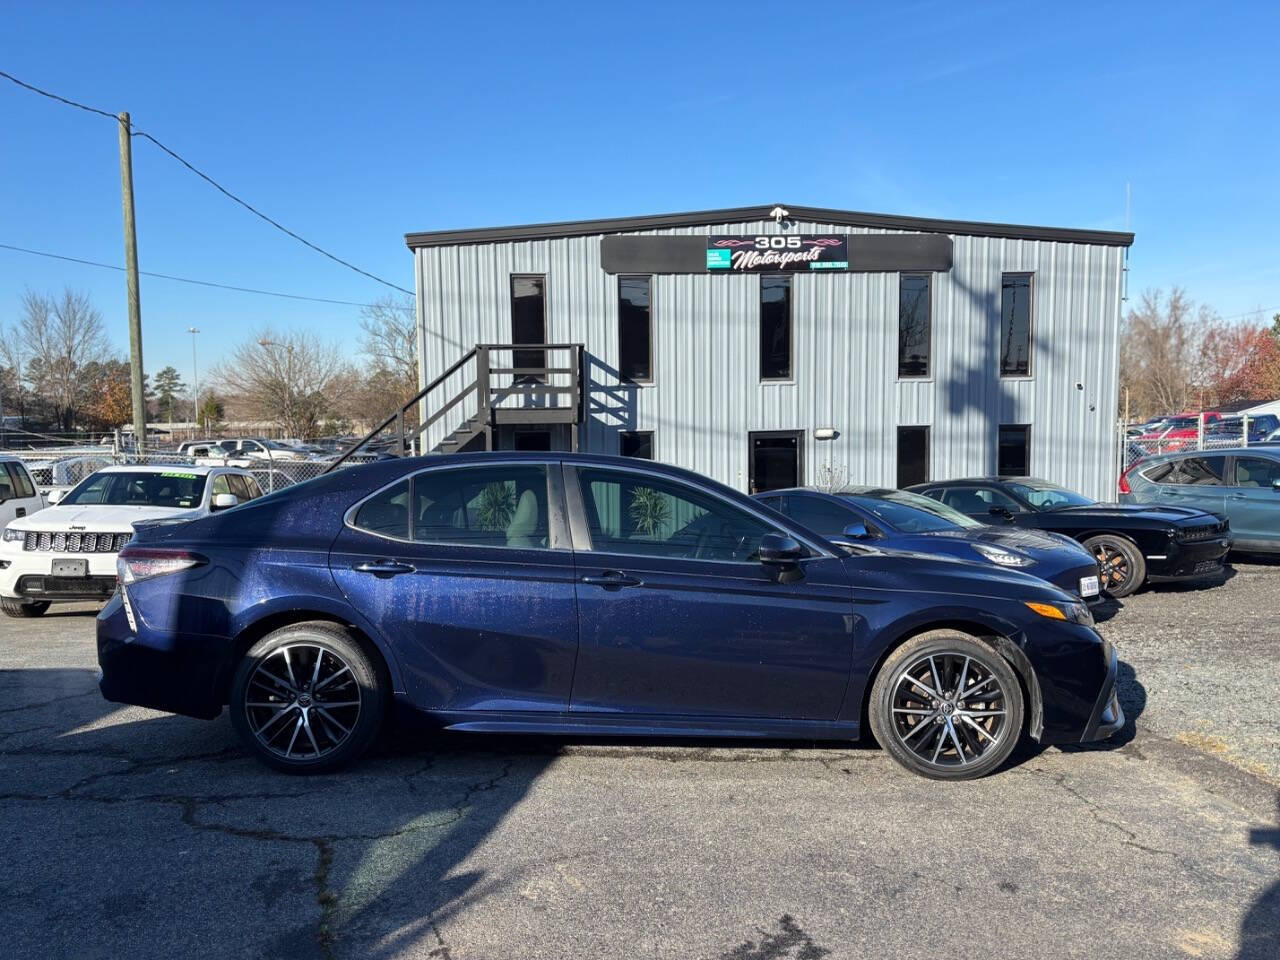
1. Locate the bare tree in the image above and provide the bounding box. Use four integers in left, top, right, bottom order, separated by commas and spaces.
359, 296, 419, 412
213, 328, 354, 439
0, 289, 114, 430
1119, 288, 1213, 418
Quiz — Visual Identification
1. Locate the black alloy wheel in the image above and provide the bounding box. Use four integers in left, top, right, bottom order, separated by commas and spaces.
1083, 534, 1145, 598
869, 631, 1024, 780
229, 622, 386, 773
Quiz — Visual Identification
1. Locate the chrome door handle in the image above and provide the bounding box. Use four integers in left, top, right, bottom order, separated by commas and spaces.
581, 571, 643, 588
352, 560, 415, 577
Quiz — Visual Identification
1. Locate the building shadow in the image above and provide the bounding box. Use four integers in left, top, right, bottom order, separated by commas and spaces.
1238, 796, 1280, 959
583, 352, 639, 453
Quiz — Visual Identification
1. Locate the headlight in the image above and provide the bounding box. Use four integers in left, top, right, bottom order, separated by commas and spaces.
973, 543, 1034, 567
1025, 600, 1094, 626
2, 528, 25, 542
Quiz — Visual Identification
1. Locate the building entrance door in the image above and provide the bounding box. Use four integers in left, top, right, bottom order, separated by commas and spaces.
749, 431, 803, 493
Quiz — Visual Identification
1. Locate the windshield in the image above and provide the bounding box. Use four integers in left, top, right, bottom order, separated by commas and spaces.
843, 490, 982, 532
1006, 481, 1094, 509
61, 470, 206, 509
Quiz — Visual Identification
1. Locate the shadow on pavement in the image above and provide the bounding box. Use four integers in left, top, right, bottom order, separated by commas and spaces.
1238, 796, 1280, 960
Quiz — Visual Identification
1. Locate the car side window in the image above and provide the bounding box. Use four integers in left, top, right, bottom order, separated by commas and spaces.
8, 463, 36, 499
0, 466, 13, 501
1233, 457, 1280, 488
1161, 456, 1226, 486
226, 474, 253, 501
576, 467, 779, 563
940, 487, 1022, 514
785, 495, 860, 536
211, 474, 233, 498
412, 465, 551, 550
352, 479, 411, 539
242, 475, 264, 499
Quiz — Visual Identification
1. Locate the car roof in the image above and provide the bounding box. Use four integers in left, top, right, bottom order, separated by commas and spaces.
94, 464, 251, 476
1141, 447, 1280, 459
907, 476, 1042, 486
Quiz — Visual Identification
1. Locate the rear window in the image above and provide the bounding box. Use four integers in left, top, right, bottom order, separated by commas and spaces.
1141, 456, 1225, 486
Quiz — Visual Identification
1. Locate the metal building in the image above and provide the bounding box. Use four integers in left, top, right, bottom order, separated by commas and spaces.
405, 204, 1133, 499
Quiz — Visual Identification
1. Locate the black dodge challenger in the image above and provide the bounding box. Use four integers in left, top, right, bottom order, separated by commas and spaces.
907, 477, 1230, 597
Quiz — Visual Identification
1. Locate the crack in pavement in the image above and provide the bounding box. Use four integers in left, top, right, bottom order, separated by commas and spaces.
1023, 765, 1181, 858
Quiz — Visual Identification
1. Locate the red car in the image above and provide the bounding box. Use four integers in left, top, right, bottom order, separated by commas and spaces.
1137, 412, 1222, 452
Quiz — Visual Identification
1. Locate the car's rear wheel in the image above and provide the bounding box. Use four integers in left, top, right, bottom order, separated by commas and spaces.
229, 622, 386, 774
869, 631, 1024, 780
1084, 534, 1145, 598
1, 598, 50, 618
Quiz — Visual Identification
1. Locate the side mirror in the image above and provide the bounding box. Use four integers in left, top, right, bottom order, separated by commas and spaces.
840, 521, 870, 540
46, 489, 64, 505
1272, 479, 1280, 492
759, 532, 804, 565
211, 492, 239, 511
988, 506, 1012, 519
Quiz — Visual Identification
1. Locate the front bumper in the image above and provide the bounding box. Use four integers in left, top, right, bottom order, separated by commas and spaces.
1080, 642, 1124, 742
1146, 536, 1231, 581
1, 546, 120, 601
96, 592, 225, 719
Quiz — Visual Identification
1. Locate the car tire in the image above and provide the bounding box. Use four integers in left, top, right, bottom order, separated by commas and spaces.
868, 630, 1024, 781
1, 598, 50, 618
229, 621, 387, 774
1083, 534, 1146, 598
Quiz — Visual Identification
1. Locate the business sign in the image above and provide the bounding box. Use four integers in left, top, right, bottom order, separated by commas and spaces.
706, 235, 849, 272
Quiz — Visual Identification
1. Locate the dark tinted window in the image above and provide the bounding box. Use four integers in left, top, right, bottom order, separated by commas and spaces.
1000, 274, 1033, 376
939, 486, 1024, 515
784, 495, 858, 535
227, 474, 253, 501
898, 274, 931, 378
619, 431, 653, 459
998, 424, 1030, 475
577, 467, 778, 563
1233, 457, 1280, 488
511, 275, 546, 373
750, 432, 801, 492
412, 465, 550, 549
897, 426, 929, 488
1147, 456, 1226, 486
353, 479, 410, 539
618, 276, 652, 382
760, 275, 792, 380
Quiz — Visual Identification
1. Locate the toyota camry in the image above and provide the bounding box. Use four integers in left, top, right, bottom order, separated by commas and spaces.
97, 453, 1124, 780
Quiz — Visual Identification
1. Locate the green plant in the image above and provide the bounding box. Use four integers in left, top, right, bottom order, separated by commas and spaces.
629, 486, 670, 538
475, 482, 516, 531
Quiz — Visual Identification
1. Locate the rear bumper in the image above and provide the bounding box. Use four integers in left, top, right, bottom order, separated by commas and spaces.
96, 592, 225, 719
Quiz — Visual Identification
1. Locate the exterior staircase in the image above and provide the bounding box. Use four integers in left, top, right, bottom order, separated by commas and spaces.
326, 343, 585, 472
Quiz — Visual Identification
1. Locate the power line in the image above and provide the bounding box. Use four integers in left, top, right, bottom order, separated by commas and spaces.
0, 69, 414, 296
0, 242, 383, 308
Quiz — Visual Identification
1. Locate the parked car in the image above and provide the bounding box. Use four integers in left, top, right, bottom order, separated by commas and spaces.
1120, 449, 1280, 553
99, 453, 1124, 780
0, 455, 44, 529
753, 487, 1102, 602
1, 465, 263, 618
1205, 414, 1280, 445
26, 454, 114, 501
908, 477, 1231, 598
218, 438, 311, 461
1136, 412, 1223, 452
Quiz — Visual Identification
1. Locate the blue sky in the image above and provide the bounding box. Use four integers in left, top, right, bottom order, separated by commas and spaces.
2, 1, 1277, 380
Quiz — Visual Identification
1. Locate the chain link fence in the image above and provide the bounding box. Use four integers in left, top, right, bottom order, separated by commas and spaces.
1120, 421, 1277, 474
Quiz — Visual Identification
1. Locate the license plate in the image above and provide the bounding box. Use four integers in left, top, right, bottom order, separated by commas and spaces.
1079, 575, 1100, 598
51, 558, 88, 577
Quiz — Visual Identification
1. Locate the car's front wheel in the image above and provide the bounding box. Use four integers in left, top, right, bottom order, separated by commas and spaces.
1084, 534, 1145, 598
1, 598, 50, 618
869, 631, 1024, 780
229, 622, 387, 774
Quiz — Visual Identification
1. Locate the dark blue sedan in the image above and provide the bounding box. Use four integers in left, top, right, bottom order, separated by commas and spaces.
98, 453, 1123, 780
754, 487, 1102, 601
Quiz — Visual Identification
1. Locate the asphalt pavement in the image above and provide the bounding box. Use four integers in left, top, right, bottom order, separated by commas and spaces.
1, 564, 1277, 960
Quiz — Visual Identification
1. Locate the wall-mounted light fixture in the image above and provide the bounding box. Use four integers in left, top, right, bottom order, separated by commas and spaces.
814, 427, 839, 441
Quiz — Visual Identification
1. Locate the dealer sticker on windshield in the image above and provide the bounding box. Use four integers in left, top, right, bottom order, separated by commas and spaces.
1079, 576, 1100, 598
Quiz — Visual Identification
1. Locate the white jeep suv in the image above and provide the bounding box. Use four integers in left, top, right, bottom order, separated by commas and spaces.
0, 464, 261, 617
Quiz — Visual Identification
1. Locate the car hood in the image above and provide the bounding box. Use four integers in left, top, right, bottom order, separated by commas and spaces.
914, 525, 1082, 554
8, 503, 203, 532
841, 545, 1077, 603
1042, 502, 1218, 523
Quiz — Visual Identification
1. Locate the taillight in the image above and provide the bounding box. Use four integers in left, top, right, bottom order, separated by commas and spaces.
116, 546, 207, 585
1118, 465, 1135, 495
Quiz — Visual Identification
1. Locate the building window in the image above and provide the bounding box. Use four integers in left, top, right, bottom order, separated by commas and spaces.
618, 276, 652, 382
1000, 273, 1033, 377
511, 275, 547, 374
749, 431, 803, 492
619, 430, 653, 460
896, 426, 929, 488
759, 275, 792, 381
898, 274, 931, 378
998, 424, 1031, 476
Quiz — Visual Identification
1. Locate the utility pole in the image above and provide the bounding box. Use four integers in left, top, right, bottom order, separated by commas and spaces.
118, 111, 147, 457
188, 326, 200, 438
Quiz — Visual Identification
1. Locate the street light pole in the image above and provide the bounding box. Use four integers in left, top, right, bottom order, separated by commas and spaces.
188, 327, 200, 438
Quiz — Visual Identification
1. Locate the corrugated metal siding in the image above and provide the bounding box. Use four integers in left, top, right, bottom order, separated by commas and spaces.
415, 219, 1124, 500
